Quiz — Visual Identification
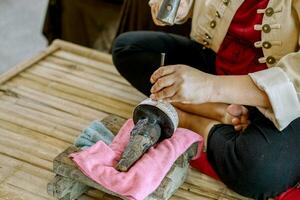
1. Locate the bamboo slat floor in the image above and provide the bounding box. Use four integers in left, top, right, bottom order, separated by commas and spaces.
0, 40, 251, 200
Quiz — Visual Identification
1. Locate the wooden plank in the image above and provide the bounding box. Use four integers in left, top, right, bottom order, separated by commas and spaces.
39, 60, 143, 96
0, 154, 98, 200
5, 171, 53, 199
27, 65, 143, 105
1, 85, 107, 121
85, 189, 108, 199
0, 108, 74, 144
173, 188, 214, 200
0, 144, 52, 171
0, 99, 80, 136
0, 185, 94, 200
0, 127, 59, 162
0, 44, 59, 85
6, 77, 132, 119
1, 94, 90, 126
0, 184, 53, 200
0, 118, 69, 150
185, 169, 250, 200
52, 39, 113, 65
52, 50, 118, 75
19, 72, 135, 115
45, 56, 130, 85
0, 92, 86, 131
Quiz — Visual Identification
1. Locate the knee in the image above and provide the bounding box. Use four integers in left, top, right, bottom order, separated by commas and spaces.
112, 32, 132, 66
207, 125, 293, 197
112, 32, 148, 60
112, 32, 145, 73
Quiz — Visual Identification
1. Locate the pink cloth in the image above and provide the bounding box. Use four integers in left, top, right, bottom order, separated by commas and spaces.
70, 119, 203, 200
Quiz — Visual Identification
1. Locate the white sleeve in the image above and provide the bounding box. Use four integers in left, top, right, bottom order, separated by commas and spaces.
249, 66, 300, 130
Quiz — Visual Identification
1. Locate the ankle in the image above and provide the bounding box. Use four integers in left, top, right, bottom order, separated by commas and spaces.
176, 108, 189, 128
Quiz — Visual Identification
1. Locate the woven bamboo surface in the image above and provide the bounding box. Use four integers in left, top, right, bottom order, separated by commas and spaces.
0, 40, 250, 200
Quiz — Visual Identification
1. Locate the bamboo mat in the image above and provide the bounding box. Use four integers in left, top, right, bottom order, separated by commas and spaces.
0, 40, 250, 200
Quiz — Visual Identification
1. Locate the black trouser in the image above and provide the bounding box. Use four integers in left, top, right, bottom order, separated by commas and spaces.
112, 31, 300, 200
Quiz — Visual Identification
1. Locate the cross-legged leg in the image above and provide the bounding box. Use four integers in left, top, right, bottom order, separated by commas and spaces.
207, 108, 300, 199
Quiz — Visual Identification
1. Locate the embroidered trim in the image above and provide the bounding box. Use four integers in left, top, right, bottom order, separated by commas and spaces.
254, 41, 282, 48
257, 6, 283, 14
254, 24, 281, 31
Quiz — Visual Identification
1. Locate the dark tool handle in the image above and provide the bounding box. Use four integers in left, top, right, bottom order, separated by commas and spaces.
157, 0, 181, 25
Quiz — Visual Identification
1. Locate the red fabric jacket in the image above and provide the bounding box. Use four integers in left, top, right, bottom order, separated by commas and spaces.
215, 0, 268, 75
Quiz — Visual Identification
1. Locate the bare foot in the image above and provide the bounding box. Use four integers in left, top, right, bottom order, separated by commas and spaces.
223, 104, 250, 132
176, 107, 219, 147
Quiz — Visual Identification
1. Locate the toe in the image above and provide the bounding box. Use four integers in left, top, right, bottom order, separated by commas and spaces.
234, 124, 242, 131
240, 115, 248, 124
232, 117, 240, 125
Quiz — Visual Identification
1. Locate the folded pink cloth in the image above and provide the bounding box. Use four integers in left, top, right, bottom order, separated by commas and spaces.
70, 119, 203, 200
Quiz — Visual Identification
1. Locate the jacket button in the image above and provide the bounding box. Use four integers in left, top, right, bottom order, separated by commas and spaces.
266, 56, 276, 64
262, 24, 271, 33
210, 20, 216, 28
203, 40, 209, 46
222, 0, 230, 6
205, 33, 211, 39
265, 7, 274, 17
262, 41, 272, 49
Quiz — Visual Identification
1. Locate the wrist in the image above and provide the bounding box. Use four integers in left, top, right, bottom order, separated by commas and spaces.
206, 74, 219, 103
208, 75, 231, 103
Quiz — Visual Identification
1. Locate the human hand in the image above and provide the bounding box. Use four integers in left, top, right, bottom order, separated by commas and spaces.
150, 65, 214, 104
149, 0, 166, 26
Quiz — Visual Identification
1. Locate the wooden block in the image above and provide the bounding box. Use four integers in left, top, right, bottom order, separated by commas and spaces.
47, 175, 89, 200
53, 145, 196, 200
50, 115, 198, 200
100, 115, 127, 135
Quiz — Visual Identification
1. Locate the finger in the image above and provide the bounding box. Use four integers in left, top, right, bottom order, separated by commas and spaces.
150, 84, 179, 100
150, 66, 175, 84
164, 91, 184, 103
238, 123, 249, 133
234, 125, 242, 132
232, 117, 240, 125
240, 115, 248, 124
241, 124, 249, 132
151, 74, 176, 93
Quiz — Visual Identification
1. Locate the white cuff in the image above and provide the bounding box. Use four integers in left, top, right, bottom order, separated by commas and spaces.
249, 67, 300, 130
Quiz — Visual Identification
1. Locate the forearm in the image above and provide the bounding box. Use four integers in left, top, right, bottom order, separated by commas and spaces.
210, 75, 271, 108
